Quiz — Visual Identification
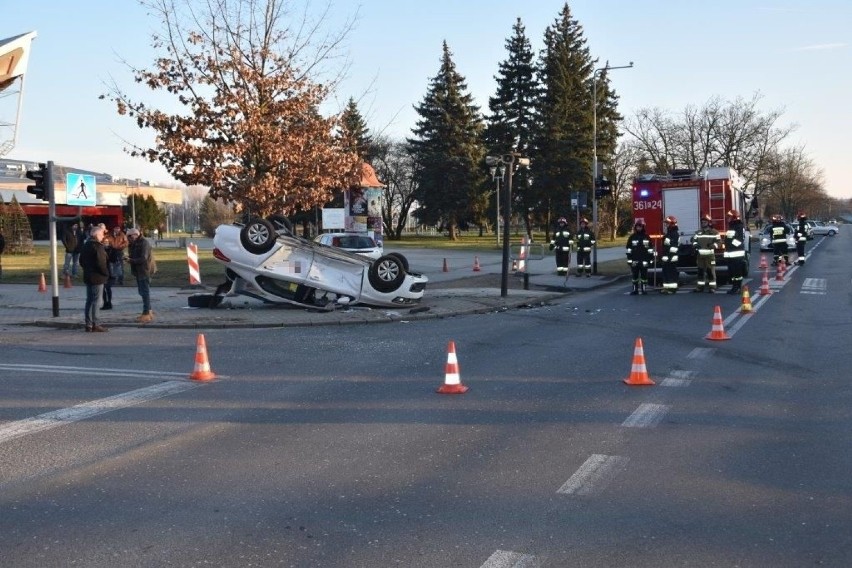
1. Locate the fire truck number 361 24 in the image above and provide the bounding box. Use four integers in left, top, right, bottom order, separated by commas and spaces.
634, 200, 662, 210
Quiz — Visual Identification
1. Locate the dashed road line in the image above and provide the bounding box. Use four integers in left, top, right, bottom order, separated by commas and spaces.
661, 370, 696, 387
0, 363, 187, 378
622, 403, 670, 428
557, 454, 629, 496
480, 550, 540, 568
801, 278, 826, 295
0, 380, 201, 445
687, 347, 715, 359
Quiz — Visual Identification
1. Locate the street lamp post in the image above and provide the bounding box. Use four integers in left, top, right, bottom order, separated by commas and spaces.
489, 165, 504, 246
592, 61, 633, 274
487, 153, 530, 298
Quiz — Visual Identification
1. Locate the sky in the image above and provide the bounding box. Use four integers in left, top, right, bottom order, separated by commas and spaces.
4, 0, 851, 198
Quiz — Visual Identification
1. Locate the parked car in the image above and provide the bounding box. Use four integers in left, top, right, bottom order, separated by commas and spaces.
759, 223, 796, 252
314, 232, 383, 259
809, 221, 839, 237
199, 217, 427, 309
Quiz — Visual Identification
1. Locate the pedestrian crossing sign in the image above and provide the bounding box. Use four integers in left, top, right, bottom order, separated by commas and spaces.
66, 173, 97, 206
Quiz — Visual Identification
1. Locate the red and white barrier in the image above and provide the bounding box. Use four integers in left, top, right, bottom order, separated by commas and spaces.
187, 242, 201, 286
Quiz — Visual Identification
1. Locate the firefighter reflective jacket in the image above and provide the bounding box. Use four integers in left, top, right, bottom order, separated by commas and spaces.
626, 230, 654, 265
662, 226, 679, 263
575, 228, 596, 252
723, 220, 747, 258
550, 229, 573, 252
692, 226, 721, 256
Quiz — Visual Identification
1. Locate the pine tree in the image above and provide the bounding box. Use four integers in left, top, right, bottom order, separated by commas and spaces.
532, 3, 595, 222
408, 42, 486, 240
5, 196, 34, 254
485, 18, 540, 235
594, 66, 623, 181
340, 97, 373, 162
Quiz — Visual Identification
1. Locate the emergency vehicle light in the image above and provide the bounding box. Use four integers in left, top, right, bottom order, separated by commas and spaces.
639, 188, 650, 198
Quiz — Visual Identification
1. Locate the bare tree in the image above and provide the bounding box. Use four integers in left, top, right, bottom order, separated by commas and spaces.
762, 146, 826, 219
102, 0, 361, 217
370, 136, 420, 240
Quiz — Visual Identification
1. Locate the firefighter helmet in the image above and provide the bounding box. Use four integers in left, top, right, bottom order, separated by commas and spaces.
580, 217, 589, 224
797, 212, 807, 220
664, 215, 678, 225
726, 209, 740, 220
634, 218, 646, 227
701, 214, 712, 223
557, 217, 567, 225
772, 214, 783, 222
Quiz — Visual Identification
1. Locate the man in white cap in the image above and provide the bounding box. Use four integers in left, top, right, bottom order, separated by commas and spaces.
78, 224, 109, 331
125, 228, 155, 323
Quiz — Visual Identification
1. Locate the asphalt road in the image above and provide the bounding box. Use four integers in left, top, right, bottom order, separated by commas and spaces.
0, 232, 850, 567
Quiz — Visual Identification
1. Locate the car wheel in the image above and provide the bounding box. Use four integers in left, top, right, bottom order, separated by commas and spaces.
368, 254, 406, 293
267, 214, 293, 235
240, 218, 277, 254
828, 230, 837, 236
386, 252, 410, 272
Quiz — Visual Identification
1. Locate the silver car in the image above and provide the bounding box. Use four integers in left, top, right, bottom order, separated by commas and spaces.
759, 223, 796, 252
200, 217, 427, 309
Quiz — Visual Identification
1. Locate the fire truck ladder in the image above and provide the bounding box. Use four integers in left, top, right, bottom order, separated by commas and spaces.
707, 177, 728, 228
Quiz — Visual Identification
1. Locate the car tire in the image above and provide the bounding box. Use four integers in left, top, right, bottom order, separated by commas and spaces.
828, 230, 837, 236
267, 214, 293, 235
386, 252, 410, 272
240, 218, 277, 254
368, 254, 406, 293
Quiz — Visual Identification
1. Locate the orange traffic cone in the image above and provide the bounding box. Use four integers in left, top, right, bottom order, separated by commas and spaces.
63, 273, 73, 289
739, 285, 753, 314
189, 333, 216, 381
775, 258, 785, 281
758, 255, 768, 269
473, 256, 481, 272
759, 269, 772, 296
442, 258, 449, 272
37, 272, 47, 292
623, 337, 655, 386
437, 340, 468, 394
705, 305, 731, 340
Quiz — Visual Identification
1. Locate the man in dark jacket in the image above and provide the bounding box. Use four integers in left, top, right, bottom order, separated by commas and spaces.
0, 227, 5, 281
549, 217, 573, 275
78, 225, 109, 332
626, 219, 654, 295
62, 222, 80, 277
724, 210, 748, 294
660, 215, 680, 294
126, 228, 155, 323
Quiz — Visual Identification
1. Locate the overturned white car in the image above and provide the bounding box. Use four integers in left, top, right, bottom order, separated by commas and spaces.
194, 217, 427, 309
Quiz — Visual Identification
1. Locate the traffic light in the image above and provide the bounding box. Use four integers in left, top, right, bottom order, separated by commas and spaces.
26, 162, 52, 202
594, 176, 612, 199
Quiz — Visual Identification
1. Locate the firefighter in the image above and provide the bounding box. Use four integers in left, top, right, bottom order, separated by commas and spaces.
660, 215, 680, 294
769, 214, 791, 266
575, 217, 595, 277
691, 214, 721, 293
626, 219, 654, 295
795, 212, 808, 265
549, 217, 573, 275
724, 209, 747, 294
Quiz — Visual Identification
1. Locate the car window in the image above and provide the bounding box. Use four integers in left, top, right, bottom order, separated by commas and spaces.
338, 236, 375, 248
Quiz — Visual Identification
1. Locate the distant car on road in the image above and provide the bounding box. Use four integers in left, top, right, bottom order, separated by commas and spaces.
809, 221, 839, 237
314, 232, 383, 260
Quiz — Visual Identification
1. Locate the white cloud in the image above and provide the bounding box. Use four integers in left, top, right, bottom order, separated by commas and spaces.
789, 42, 847, 52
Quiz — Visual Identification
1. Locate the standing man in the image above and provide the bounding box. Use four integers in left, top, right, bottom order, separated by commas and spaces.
549, 217, 573, 275
794, 213, 808, 265
660, 215, 680, 294
78, 225, 109, 332
72, 223, 86, 278
769, 214, 791, 266
575, 217, 596, 277
126, 228, 155, 323
692, 214, 721, 293
108, 226, 128, 285
724, 210, 748, 294
626, 219, 654, 295
0, 226, 5, 281
61, 222, 80, 277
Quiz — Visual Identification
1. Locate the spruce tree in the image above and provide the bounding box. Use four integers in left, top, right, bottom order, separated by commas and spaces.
594, 67, 623, 180
408, 41, 486, 240
531, 3, 595, 222
485, 18, 540, 235
341, 97, 373, 162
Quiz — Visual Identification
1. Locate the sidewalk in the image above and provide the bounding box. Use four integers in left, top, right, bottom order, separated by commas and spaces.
0, 268, 623, 330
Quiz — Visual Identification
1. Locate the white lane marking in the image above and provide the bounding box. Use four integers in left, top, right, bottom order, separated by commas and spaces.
661, 370, 695, 387
480, 550, 540, 568
557, 454, 629, 496
0, 381, 200, 445
801, 278, 826, 295
687, 347, 715, 359
0, 363, 186, 378
622, 403, 670, 428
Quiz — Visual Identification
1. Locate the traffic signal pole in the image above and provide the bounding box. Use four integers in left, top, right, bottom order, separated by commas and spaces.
46, 161, 59, 316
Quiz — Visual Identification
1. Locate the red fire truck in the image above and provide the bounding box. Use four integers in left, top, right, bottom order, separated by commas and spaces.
631, 166, 751, 281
